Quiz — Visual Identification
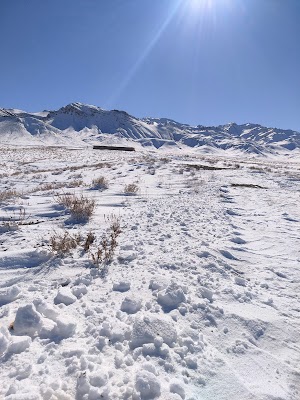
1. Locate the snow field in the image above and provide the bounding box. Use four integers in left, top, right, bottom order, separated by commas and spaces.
0, 147, 299, 399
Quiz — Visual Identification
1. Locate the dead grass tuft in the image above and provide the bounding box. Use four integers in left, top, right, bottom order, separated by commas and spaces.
49, 231, 82, 255
90, 216, 122, 267
92, 176, 109, 190
83, 231, 96, 251
185, 164, 226, 171
0, 208, 28, 232
55, 192, 96, 222
124, 183, 139, 195
38, 182, 65, 192
0, 189, 20, 203
67, 180, 84, 188
231, 183, 265, 189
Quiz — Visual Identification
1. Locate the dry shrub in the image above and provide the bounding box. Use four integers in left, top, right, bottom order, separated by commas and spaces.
231, 183, 265, 189
0, 208, 28, 232
69, 162, 110, 172
56, 192, 96, 222
92, 176, 109, 190
185, 164, 226, 171
50, 231, 81, 254
186, 177, 205, 192
39, 182, 65, 192
67, 180, 84, 188
124, 183, 139, 195
0, 190, 20, 203
83, 231, 96, 251
90, 216, 122, 267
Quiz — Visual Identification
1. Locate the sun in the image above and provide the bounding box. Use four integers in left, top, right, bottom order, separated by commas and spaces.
188, 0, 210, 7
183, 0, 215, 13
182, 0, 232, 17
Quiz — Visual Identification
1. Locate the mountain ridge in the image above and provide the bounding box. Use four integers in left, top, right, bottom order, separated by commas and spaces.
1, 102, 300, 155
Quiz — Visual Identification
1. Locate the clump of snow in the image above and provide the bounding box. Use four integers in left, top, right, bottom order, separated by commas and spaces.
12, 301, 76, 342
0, 327, 10, 356
0, 285, 21, 305
135, 369, 161, 399
89, 370, 108, 387
8, 335, 32, 354
113, 281, 131, 292
51, 316, 77, 340
170, 379, 186, 399
199, 286, 214, 303
76, 370, 109, 399
157, 282, 186, 311
118, 250, 137, 263
130, 315, 177, 349
110, 323, 131, 344
34, 299, 60, 321
54, 287, 77, 305
120, 296, 142, 314
235, 276, 247, 286
149, 278, 167, 291
0, 327, 31, 357
71, 283, 88, 298
13, 304, 41, 337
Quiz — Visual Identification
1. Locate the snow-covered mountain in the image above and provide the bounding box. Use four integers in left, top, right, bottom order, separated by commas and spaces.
1, 102, 300, 155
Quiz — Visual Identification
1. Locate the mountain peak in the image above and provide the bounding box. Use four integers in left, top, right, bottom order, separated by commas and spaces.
55, 102, 101, 115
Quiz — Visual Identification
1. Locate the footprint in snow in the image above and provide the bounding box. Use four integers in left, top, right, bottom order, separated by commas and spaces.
282, 213, 299, 222
219, 249, 239, 261
230, 237, 247, 245
226, 209, 241, 216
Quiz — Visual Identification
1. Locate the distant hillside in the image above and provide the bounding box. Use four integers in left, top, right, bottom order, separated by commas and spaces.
1, 102, 300, 155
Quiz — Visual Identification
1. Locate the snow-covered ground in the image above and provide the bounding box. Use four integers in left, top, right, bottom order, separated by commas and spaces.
0, 146, 299, 400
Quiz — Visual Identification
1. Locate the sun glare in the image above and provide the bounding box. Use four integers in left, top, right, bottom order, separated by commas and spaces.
186, 0, 230, 11
188, 0, 211, 9
181, 0, 233, 22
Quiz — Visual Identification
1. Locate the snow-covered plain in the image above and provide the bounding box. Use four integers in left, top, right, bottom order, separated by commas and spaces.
0, 146, 299, 400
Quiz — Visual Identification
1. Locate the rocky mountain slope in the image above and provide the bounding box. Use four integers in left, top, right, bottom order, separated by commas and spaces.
1, 102, 299, 155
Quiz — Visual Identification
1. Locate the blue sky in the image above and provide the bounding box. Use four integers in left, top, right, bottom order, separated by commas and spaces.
1, 0, 300, 130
